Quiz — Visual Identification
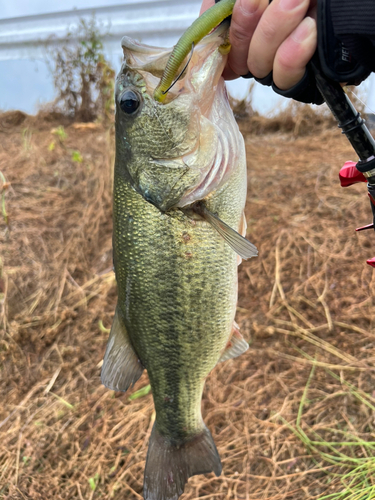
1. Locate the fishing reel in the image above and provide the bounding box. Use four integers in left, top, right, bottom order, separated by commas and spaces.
339, 157, 375, 267
307, 47, 375, 269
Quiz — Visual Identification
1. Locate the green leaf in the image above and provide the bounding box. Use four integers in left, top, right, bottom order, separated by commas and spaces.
88, 477, 96, 491
128, 384, 151, 401
71, 150, 83, 163
53, 126, 67, 141
88, 472, 100, 491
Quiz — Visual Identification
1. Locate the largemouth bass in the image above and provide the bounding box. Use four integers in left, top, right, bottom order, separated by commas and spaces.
101, 22, 257, 500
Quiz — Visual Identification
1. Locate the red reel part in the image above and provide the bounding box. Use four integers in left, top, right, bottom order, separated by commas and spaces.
339, 161, 367, 187
340, 161, 375, 267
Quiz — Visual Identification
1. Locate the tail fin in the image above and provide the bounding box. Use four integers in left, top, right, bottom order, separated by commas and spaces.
144, 424, 222, 500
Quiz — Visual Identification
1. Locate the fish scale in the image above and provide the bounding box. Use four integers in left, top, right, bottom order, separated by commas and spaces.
101, 22, 255, 500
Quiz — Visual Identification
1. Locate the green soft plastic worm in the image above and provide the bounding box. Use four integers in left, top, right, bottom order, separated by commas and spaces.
154, 0, 235, 103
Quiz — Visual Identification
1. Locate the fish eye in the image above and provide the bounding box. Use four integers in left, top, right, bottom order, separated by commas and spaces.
119, 90, 140, 114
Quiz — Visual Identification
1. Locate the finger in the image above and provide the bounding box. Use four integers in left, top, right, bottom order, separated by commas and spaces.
200, 0, 244, 80
248, 0, 311, 79
273, 16, 317, 89
227, 0, 268, 77
222, 65, 241, 80
199, 0, 215, 15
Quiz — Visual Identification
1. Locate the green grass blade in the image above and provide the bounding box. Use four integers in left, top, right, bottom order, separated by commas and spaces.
128, 384, 151, 401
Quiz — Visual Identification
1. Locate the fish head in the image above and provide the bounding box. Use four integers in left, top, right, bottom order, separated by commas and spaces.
115, 23, 233, 212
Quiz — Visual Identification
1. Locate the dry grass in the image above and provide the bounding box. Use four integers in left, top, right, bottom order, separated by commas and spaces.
1, 108, 375, 500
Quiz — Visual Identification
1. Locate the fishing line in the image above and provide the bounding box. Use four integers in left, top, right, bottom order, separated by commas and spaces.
162, 43, 195, 95
344, 87, 375, 115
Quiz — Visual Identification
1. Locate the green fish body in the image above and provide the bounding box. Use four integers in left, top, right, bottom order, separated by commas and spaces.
102, 25, 256, 500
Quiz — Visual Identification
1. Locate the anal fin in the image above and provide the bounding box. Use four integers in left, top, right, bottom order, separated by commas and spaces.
218, 322, 249, 363
101, 309, 144, 392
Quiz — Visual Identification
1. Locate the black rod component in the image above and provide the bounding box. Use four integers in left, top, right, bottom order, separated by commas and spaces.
310, 59, 375, 162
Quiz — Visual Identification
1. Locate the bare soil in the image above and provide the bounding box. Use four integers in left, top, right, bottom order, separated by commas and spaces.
1, 108, 375, 500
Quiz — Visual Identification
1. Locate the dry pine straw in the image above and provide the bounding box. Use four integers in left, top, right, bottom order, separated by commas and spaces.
0, 110, 375, 500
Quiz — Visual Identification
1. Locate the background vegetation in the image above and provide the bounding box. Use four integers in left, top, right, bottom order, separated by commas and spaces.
46, 17, 114, 122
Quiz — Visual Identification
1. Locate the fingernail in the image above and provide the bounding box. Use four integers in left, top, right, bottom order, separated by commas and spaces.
238, 0, 261, 15
292, 16, 316, 43
279, 0, 304, 11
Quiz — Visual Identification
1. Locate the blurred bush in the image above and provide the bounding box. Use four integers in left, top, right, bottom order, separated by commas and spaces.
47, 17, 115, 122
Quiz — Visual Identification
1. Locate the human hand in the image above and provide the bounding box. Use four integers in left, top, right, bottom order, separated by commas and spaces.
200, 0, 317, 91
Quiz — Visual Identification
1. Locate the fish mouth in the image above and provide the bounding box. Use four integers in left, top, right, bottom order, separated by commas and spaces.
121, 22, 229, 101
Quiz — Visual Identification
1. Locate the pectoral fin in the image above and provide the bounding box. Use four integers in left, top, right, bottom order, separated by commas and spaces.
237, 212, 248, 266
200, 205, 258, 260
101, 309, 144, 392
218, 322, 249, 363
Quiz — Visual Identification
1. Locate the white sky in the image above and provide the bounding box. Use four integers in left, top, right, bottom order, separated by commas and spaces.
0, 0, 130, 19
